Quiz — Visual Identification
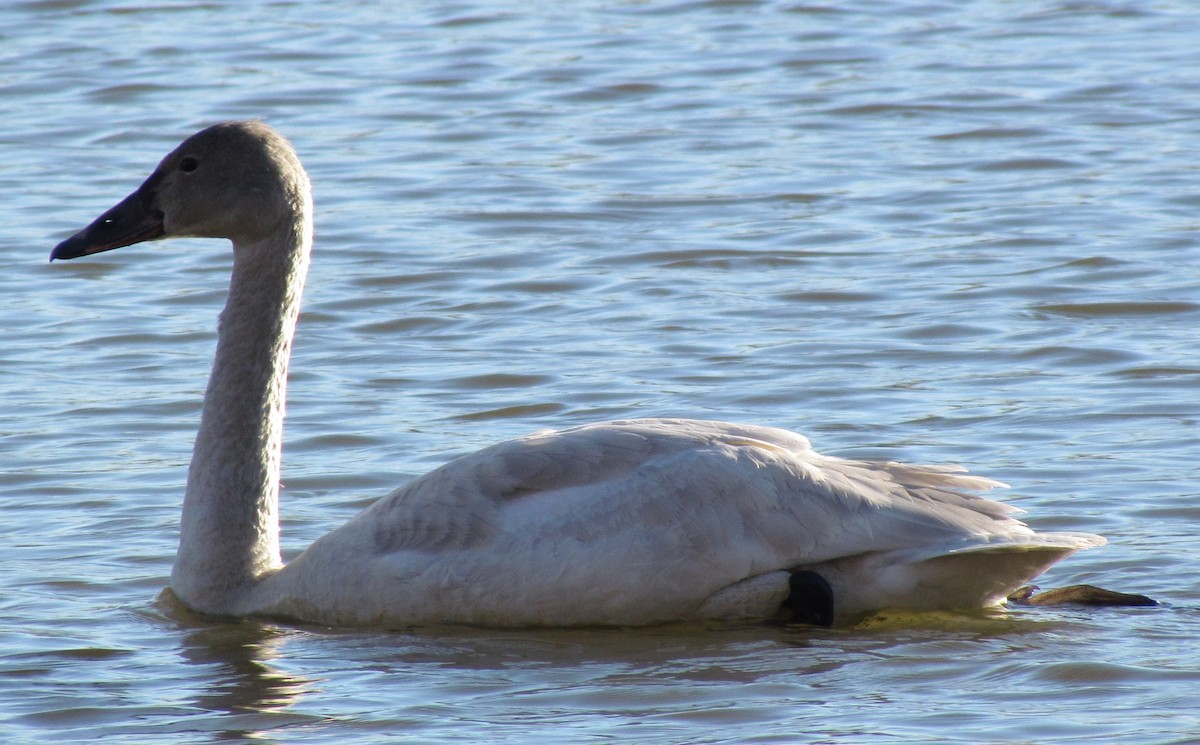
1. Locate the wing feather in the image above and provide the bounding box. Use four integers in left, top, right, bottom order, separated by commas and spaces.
279, 418, 1099, 625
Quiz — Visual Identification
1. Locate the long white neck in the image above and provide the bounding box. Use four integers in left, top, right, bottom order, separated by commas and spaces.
171, 209, 312, 614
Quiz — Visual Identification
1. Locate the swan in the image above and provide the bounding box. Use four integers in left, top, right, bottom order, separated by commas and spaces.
51, 121, 1110, 628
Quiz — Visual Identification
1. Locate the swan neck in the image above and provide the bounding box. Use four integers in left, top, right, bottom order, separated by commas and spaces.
171, 208, 312, 613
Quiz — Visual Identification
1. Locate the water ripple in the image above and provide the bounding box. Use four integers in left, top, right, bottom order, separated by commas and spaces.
4, 0, 1198, 743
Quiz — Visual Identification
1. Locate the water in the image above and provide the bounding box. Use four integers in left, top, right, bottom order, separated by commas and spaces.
3, 0, 1199, 742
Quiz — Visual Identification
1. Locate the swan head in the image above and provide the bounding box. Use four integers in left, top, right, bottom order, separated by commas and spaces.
51, 121, 310, 261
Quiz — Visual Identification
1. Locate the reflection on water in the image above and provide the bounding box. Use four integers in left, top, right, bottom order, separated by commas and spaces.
179, 624, 315, 726
147, 588, 1179, 744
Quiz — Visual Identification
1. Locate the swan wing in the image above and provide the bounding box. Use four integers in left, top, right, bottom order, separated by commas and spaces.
269, 419, 1094, 625
361, 418, 829, 553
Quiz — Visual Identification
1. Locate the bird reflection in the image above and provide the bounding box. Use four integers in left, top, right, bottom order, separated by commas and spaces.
160, 590, 319, 740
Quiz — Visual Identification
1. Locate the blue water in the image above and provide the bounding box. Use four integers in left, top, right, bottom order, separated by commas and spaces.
3, 1, 1199, 742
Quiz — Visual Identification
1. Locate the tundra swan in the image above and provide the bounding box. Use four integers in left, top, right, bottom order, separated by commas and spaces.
51, 121, 1110, 627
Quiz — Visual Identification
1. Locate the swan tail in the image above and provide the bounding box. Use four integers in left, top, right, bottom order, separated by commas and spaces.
807, 532, 1106, 620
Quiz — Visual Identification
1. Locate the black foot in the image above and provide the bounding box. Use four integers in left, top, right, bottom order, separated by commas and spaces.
783, 570, 835, 627
1008, 584, 1158, 607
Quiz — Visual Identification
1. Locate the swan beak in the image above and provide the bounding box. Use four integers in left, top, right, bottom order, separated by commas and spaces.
50, 176, 165, 261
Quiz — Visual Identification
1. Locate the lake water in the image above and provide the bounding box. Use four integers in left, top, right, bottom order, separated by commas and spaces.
3, 0, 1199, 742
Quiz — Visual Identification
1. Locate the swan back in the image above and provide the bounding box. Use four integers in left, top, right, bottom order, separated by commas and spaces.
246, 418, 1104, 626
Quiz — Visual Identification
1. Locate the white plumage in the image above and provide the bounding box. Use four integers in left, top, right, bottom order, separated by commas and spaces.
51, 121, 1104, 627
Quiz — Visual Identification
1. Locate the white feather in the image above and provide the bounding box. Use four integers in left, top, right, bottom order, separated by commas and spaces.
52, 122, 1105, 628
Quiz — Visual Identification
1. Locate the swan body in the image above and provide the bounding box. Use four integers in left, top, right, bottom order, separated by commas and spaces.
52, 121, 1105, 627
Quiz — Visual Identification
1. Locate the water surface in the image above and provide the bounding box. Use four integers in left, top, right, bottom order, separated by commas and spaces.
3, 1, 1199, 743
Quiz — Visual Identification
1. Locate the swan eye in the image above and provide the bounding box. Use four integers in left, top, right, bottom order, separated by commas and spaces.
179, 156, 199, 173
